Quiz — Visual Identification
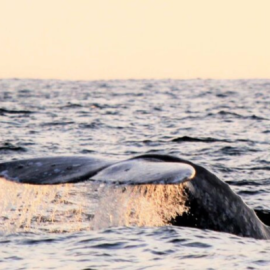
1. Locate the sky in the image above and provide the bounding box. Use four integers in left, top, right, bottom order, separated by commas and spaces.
0, 0, 269, 80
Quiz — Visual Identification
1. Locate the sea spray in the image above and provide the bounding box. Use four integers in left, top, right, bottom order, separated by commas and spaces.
0, 177, 188, 233
91, 184, 189, 229
0, 178, 91, 233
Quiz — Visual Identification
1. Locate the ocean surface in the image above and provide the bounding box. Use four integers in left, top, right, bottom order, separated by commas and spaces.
0, 79, 270, 269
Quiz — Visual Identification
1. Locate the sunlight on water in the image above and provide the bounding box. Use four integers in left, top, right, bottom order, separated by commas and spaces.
0, 177, 188, 233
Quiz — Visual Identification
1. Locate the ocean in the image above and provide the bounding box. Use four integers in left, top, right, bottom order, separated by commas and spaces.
0, 79, 270, 269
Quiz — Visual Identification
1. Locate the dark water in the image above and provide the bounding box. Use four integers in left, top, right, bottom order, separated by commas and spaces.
0, 79, 270, 269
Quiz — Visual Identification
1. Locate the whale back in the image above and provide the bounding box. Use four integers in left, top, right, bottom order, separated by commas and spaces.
179, 162, 270, 239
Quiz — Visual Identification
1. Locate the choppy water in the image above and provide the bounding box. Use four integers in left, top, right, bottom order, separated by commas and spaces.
0, 79, 270, 269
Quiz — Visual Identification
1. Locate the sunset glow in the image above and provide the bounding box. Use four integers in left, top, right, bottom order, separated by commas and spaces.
0, 0, 269, 80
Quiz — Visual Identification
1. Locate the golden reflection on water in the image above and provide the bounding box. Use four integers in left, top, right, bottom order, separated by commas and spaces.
0, 177, 188, 233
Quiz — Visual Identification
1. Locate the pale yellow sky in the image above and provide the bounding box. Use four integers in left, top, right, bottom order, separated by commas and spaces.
0, 0, 269, 80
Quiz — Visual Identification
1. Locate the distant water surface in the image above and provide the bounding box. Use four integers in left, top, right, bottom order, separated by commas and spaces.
0, 79, 270, 269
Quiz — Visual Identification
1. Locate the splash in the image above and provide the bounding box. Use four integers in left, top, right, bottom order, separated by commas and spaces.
91, 184, 189, 230
0, 177, 189, 233
0, 177, 91, 233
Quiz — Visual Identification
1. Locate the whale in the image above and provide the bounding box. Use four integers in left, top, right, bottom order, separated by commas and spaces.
0, 154, 269, 239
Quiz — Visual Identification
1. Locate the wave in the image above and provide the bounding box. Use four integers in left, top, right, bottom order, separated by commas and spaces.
171, 136, 230, 143
0, 142, 27, 152
0, 108, 34, 115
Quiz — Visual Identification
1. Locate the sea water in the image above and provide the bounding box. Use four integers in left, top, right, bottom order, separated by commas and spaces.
0, 79, 270, 269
